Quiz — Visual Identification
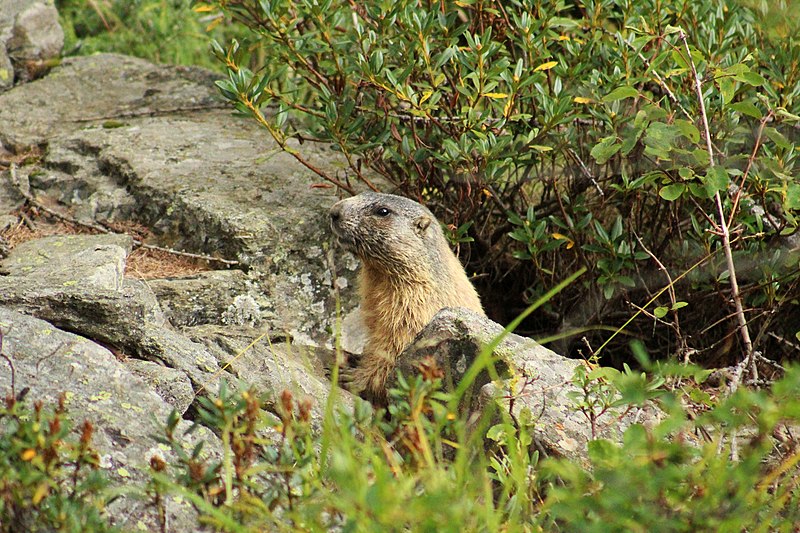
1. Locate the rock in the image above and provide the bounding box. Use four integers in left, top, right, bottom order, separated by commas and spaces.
0, 54, 221, 148
133, 322, 222, 394
46, 115, 353, 341
2, 233, 132, 289
6, 2, 63, 80
184, 324, 353, 430
0, 46, 11, 90
0, 168, 27, 218
395, 308, 663, 466
0, 277, 225, 394
0, 1, 64, 86
125, 359, 195, 414
0, 234, 223, 394
340, 305, 368, 355
0, 307, 216, 531
0, 53, 363, 346
0, 229, 346, 423
0, 2, 23, 89
148, 270, 252, 327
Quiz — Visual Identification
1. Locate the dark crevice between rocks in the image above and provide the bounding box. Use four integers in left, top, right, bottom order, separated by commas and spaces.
65, 137, 104, 158
0, 139, 46, 160
95, 152, 138, 186
180, 399, 203, 424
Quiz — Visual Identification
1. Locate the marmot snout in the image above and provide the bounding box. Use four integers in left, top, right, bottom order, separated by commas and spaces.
330, 192, 484, 399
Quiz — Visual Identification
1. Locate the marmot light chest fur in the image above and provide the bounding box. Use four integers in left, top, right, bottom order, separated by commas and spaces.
329, 192, 484, 398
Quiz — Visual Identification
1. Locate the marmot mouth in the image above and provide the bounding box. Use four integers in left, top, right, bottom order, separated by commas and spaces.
331, 228, 358, 252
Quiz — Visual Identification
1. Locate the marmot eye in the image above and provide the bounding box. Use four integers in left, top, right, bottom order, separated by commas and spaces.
374, 207, 391, 217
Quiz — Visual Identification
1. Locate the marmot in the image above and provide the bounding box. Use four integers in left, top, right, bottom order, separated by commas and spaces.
329, 192, 485, 399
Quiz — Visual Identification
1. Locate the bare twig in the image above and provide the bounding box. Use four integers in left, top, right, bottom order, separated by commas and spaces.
630, 45, 693, 120
633, 232, 688, 361
87, 0, 112, 32
1, 329, 16, 398
766, 332, 799, 362
132, 242, 238, 266
595, 251, 716, 356
679, 32, 755, 399
755, 349, 785, 373
8, 164, 240, 266
565, 148, 604, 197
727, 111, 774, 231
72, 102, 231, 123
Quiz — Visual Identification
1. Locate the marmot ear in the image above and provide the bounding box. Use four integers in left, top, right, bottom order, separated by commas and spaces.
414, 215, 432, 235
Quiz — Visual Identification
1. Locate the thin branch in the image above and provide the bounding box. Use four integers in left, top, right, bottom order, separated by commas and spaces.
72, 102, 231, 123
679, 32, 755, 399
132, 242, 239, 266
595, 251, 716, 356
565, 147, 604, 197
239, 96, 362, 194
630, 44, 693, 120
727, 111, 774, 230
633, 232, 688, 360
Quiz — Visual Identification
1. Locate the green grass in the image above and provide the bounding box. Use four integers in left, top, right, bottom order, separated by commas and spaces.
56, 0, 250, 70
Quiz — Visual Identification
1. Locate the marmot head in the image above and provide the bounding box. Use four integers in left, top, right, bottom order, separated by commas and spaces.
329, 192, 447, 277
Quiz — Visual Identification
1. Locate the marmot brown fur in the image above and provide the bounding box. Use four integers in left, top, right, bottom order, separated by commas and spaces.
329, 192, 485, 399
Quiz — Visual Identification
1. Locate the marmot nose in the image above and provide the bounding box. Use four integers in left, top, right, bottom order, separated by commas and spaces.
329, 203, 342, 225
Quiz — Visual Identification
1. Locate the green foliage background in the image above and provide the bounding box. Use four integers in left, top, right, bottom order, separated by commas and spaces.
56, 0, 249, 69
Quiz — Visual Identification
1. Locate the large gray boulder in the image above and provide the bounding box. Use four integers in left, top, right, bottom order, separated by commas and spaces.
0, 233, 225, 397
395, 308, 664, 466
0, 232, 346, 528
0, 307, 215, 531
0, 0, 63, 88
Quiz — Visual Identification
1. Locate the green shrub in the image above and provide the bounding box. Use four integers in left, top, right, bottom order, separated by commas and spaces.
204, 0, 799, 367
4, 358, 795, 531
543, 360, 800, 532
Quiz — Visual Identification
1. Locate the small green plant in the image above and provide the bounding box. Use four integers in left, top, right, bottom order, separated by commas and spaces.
541, 364, 800, 532
150, 380, 318, 529
568, 361, 620, 439
0, 390, 113, 532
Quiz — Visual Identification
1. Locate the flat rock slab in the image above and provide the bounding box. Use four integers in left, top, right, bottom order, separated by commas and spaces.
0, 233, 225, 397
1, 233, 132, 290
148, 269, 252, 327
125, 358, 195, 414
0, 54, 220, 148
